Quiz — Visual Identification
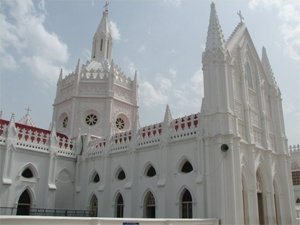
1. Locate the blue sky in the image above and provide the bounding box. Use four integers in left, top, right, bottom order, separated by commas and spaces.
0, 0, 299, 145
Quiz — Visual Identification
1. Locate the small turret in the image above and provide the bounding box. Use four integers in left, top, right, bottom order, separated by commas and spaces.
91, 6, 113, 62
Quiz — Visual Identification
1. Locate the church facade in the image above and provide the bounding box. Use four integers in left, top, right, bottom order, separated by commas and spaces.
0, 3, 297, 224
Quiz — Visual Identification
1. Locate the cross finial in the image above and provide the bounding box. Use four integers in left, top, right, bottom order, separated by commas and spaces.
237, 10, 244, 23
104, 1, 109, 11
25, 106, 32, 115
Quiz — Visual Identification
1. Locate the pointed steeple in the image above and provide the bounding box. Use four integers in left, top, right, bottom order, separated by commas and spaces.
58, 69, 63, 83
9, 112, 15, 128
262, 47, 277, 87
75, 59, 81, 74
163, 105, 172, 126
205, 2, 225, 52
91, 6, 113, 62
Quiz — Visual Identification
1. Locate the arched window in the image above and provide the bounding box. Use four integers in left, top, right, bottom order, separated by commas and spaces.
90, 195, 98, 217
144, 192, 156, 218
91, 172, 100, 183
17, 190, 31, 215
117, 169, 126, 180
22, 168, 33, 178
116, 194, 124, 218
181, 189, 192, 218
291, 162, 300, 185
100, 39, 103, 51
273, 181, 280, 225
106, 40, 109, 59
256, 172, 264, 225
246, 63, 253, 88
181, 161, 193, 173
145, 165, 156, 177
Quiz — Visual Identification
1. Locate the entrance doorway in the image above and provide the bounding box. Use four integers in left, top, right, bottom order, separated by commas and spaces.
17, 190, 31, 215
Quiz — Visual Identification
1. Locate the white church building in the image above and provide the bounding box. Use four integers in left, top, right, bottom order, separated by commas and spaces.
0, 3, 298, 225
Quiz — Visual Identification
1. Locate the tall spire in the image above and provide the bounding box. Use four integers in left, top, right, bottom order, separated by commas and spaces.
91, 4, 113, 62
205, 2, 225, 52
262, 47, 277, 87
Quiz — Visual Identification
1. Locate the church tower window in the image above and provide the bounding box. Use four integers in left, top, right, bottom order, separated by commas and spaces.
22, 168, 33, 178
86, 114, 98, 126
116, 118, 125, 130
246, 63, 253, 88
106, 40, 110, 59
62, 117, 68, 128
181, 189, 193, 218
100, 39, 103, 51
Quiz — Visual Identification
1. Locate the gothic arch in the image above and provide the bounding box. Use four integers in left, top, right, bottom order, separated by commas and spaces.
56, 168, 73, 182
114, 166, 126, 180
142, 161, 157, 177
176, 185, 195, 205
87, 192, 98, 216
140, 188, 156, 207
89, 169, 100, 183
142, 189, 156, 218
176, 156, 195, 174
113, 190, 124, 217
241, 161, 254, 190
87, 192, 98, 208
14, 186, 36, 207
19, 163, 39, 179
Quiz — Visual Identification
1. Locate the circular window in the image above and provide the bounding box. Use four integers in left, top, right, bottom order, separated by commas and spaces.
62, 117, 68, 128
86, 114, 98, 126
116, 118, 125, 130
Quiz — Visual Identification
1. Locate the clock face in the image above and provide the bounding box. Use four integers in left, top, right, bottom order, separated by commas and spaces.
116, 118, 125, 130
86, 114, 98, 126
62, 117, 68, 128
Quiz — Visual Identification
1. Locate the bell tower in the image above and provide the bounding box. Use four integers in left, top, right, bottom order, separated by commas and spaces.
52, 6, 139, 139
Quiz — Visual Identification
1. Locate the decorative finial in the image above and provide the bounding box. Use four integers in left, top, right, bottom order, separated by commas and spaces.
237, 10, 244, 23
25, 106, 32, 115
104, 1, 109, 11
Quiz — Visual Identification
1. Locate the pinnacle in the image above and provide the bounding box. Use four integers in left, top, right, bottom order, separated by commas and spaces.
262, 47, 277, 86
205, 2, 225, 52
163, 105, 172, 125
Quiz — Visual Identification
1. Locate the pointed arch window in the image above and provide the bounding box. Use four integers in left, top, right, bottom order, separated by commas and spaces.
145, 165, 156, 177
100, 39, 103, 51
17, 190, 31, 215
256, 172, 264, 225
90, 195, 98, 217
181, 160, 193, 173
117, 169, 126, 180
22, 168, 34, 178
291, 162, 300, 186
106, 40, 110, 59
181, 189, 193, 218
246, 63, 253, 88
116, 193, 124, 217
91, 172, 100, 183
144, 192, 156, 218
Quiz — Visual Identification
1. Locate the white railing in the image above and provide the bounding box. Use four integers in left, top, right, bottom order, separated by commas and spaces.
0, 216, 219, 225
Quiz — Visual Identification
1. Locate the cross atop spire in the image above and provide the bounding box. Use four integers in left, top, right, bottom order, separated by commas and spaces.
25, 106, 32, 115
237, 10, 244, 23
104, 1, 109, 11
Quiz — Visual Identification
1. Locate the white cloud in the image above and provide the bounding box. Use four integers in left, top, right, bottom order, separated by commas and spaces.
167, 49, 177, 54
123, 57, 136, 76
156, 74, 172, 92
109, 21, 121, 41
249, 0, 300, 61
0, 0, 69, 86
140, 81, 168, 107
138, 44, 146, 53
164, 0, 182, 7
169, 68, 177, 78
